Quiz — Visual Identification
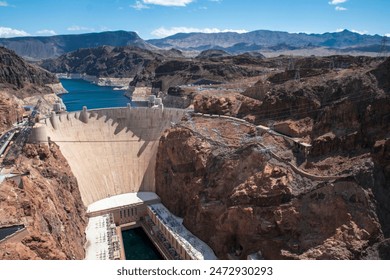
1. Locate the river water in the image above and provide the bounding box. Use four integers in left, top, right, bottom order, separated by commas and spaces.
59, 79, 131, 112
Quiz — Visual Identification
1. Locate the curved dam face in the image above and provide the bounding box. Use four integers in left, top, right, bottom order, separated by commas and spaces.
42, 107, 186, 206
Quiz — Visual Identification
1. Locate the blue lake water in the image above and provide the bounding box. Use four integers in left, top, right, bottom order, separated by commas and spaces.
59, 79, 131, 112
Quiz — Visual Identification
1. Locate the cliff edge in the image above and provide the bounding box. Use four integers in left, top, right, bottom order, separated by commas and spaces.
0, 143, 87, 260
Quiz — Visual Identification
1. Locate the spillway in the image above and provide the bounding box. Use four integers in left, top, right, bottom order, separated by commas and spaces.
38, 106, 186, 206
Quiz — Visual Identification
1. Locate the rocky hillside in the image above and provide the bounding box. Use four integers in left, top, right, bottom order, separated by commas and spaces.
130, 53, 265, 94
39, 46, 175, 78
0, 47, 63, 133
148, 29, 387, 54
0, 143, 87, 260
0, 31, 154, 60
155, 116, 386, 259
156, 56, 390, 259
0, 47, 58, 94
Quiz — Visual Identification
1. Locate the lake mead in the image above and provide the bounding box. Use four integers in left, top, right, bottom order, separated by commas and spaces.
60, 79, 131, 112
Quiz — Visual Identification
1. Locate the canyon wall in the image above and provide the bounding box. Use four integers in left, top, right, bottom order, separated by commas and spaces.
0, 143, 87, 260
155, 115, 385, 259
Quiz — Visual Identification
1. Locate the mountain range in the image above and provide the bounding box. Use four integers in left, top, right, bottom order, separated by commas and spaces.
0, 31, 155, 60
147, 29, 386, 52
0, 29, 388, 60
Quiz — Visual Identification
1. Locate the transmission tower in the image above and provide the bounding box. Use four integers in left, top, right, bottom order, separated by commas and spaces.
287, 56, 295, 71
295, 67, 301, 81
380, 36, 388, 57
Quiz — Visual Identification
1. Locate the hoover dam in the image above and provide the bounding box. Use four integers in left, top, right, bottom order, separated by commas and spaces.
37, 106, 185, 205
27, 105, 217, 260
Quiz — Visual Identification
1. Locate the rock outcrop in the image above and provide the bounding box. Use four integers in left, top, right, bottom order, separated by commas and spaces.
40, 46, 169, 78
131, 54, 264, 95
155, 115, 385, 259
156, 57, 390, 260
0, 143, 87, 260
0, 47, 58, 95
0, 46, 63, 133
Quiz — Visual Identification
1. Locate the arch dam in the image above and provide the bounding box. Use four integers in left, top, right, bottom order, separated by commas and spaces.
35, 106, 186, 206
29, 106, 218, 260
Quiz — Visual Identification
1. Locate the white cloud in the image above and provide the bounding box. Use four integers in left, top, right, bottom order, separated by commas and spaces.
0, 27, 30, 38
329, 0, 347, 5
36, 29, 57, 36
0, 1, 9, 7
143, 0, 194, 7
131, 1, 149, 10
151, 27, 248, 37
385, 33, 390, 37
335, 6, 347, 11
67, 26, 95, 32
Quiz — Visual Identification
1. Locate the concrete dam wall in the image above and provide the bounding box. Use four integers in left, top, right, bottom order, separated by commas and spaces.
41, 107, 186, 206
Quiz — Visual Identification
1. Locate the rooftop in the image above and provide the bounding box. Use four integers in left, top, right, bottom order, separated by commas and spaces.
149, 203, 217, 260
87, 192, 160, 214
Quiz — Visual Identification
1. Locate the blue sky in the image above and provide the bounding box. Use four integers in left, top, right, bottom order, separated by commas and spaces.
0, 0, 389, 39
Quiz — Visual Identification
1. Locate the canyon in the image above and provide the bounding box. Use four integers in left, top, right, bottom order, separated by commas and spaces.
0, 38, 389, 259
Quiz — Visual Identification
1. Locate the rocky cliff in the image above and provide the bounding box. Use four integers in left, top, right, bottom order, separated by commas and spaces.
0, 47, 58, 95
0, 46, 63, 133
155, 115, 386, 259
0, 143, 87, 260
129, 53, 265, 99
40, 46, 170, 78
156, 56, 390, 259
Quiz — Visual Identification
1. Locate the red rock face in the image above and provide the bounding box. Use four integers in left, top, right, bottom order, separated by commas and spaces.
156, 57, 390, 259
0, 91, 24, 133
0, 144, 87, 260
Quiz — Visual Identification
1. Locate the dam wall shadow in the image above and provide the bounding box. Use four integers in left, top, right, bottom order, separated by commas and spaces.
43, 107, 186, 206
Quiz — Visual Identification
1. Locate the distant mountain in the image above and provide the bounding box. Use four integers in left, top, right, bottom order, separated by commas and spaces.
0, 31, 155, 60
39, 46, 184, 78
1, 29, 386, 61
147, 29, 385, 54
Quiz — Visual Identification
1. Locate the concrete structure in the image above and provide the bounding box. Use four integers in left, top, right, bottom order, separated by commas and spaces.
256, 123, 312, 156
42, 107, 186, 206
84, 192, 160, 260
28, 124, 47, 144
34, 106, 218, 260
84, 214, 119, 260
87, 192, 160, 224
147, 203, 217, 260
84, 194, 217, 260
53, 99, 66, 113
